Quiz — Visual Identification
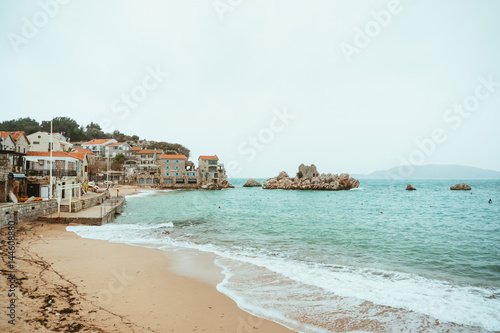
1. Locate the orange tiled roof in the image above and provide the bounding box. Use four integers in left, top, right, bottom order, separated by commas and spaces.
199, 155, 218, 160
68, 152, 87, 161
28, 151, 85, 160
83, 139, 114, 145
107, 142, 128, 146
131, 146, 141, 151
73, 148, 95, 155
9, 131, 25, 141
161, 154, 187, 159
136, 150, 162, 154
0, 132, 13, 139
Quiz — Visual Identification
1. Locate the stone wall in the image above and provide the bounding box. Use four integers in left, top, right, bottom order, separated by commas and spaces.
67, 192, 106, 212
0, 200, 57, 228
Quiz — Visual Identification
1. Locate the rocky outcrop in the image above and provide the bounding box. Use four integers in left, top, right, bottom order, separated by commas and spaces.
263, 164, 360, 191
201, 181, 234, 190
406, 184, 416, 190
220, 180, 234, 189
243, 178, 262, 187
450, 183, 471, 190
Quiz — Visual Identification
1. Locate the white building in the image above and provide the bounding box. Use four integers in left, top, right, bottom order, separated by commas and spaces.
81, 138, 117, 158
105, 142, 131, 159
0, 132, 16, 151
28, 132, 73, 152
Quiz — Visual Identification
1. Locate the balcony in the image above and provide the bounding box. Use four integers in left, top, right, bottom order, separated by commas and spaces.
24, 169, 78, 177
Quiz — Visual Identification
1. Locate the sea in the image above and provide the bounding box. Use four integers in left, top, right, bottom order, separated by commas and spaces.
67, 179, 500, 332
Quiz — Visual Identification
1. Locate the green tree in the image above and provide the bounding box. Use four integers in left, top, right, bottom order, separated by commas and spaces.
0, 117, 41, 134
112, 130, 126, 142
85, 122, 106, 140
131, 135, 139, 142
41, 117, 85, 141
113, 153, 126, 164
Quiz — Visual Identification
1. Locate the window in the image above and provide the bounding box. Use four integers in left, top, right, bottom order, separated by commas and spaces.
188, 179, 197, 184
192, 172, 196, 176
175, 160, 179, 163
175, 166, 179, 170
165, 172, 170, 176
33, 141, 40, 144
209, 160, 217, 165
164, 178, 172, 184
175, 172, 180, 176
176, 179, 185, 184
165, 166, 170, 170
165, 160, 170, 163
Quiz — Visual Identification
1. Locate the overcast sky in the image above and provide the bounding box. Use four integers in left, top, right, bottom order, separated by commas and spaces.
1, 0, 499, 178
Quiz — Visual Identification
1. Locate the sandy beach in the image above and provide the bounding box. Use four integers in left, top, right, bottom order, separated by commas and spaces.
0, 188, 294, 333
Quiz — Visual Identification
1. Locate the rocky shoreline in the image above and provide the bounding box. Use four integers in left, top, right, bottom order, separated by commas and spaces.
263, 164, 359, 191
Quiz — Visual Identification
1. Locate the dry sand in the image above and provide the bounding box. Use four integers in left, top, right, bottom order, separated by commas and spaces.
0, 204, 294, 332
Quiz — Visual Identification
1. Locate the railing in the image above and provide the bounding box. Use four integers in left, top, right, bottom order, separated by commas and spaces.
24, 169, 78, 177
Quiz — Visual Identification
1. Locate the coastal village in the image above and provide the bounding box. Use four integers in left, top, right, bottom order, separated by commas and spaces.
1, 130, 231, 200
0, 128, 233, 227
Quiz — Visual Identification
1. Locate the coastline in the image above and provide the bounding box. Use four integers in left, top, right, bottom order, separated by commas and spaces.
0, 222, 294, 332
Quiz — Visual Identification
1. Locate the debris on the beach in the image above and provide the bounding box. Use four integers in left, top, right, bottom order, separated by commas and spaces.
26, 229, 31, 231
26, 274, 32, 277
39, 235, 43, 238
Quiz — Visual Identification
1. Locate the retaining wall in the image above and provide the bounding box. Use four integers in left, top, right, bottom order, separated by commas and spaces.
0, 200, 58, 228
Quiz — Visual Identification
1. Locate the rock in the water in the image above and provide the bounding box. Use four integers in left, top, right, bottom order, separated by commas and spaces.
220, 180, 234, 188
406, 184, 416, 190
243, 178, 262, 187
450, 183, 471, 190
202, 181, 234, 190
263, 165, 359, 191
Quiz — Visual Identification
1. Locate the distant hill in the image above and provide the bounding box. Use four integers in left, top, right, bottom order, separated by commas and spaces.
356, 164, 500, 179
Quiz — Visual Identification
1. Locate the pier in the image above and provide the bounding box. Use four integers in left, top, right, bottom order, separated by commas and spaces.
38, 195, 126, 225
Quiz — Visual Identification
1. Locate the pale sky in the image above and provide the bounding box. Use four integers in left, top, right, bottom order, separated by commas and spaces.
1, 0, 499, 178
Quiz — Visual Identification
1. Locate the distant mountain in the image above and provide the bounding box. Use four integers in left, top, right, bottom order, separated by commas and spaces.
356, 164, 500, 179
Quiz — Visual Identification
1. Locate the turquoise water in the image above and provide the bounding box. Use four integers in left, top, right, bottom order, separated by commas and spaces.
68, 179, 500, 332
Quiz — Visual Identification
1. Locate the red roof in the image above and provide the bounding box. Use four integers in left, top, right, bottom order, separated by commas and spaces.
28, 151, 87, 161
131, 146, 141, 151
73, 148, 95, 155
0, 132, 13, 139
107, 142, 128, 146
9, 131, 26, 141
199, 155, 218, 160
161, 154, 187, 159
83, 139, 114, 145
136, 150, 162, 154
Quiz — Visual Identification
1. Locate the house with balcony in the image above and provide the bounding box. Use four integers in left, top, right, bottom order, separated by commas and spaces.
81, 138, 117, 159
198, 155, 221, 184
28, 131, 73, 152
0, 148, 27, 203
156, 154, 198, 187
135, 149, 162, 164
105, 142, 131, 159
24, 151, 89, 199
